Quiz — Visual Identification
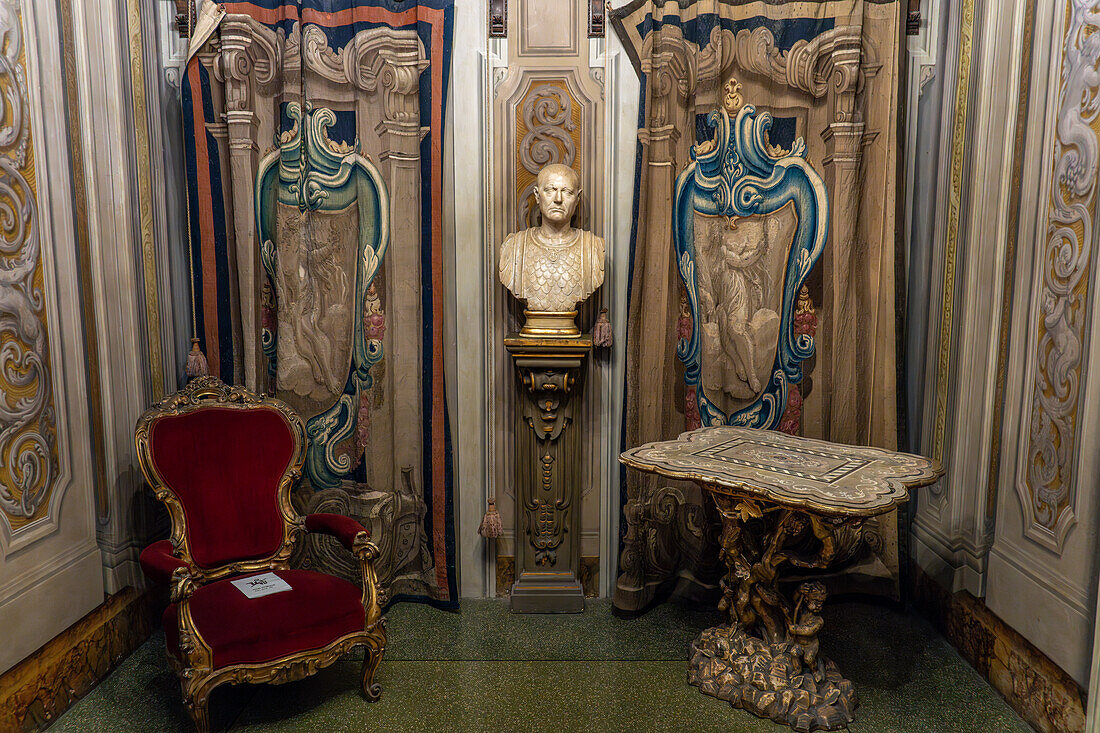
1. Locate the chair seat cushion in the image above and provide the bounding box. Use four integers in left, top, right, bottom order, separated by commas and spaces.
164, 569, 365, 668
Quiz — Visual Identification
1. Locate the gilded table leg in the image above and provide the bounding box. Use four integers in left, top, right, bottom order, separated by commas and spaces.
688, 491, 862, 732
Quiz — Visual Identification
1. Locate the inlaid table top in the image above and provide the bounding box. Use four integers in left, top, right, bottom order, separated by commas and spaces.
620, 426, 943, 518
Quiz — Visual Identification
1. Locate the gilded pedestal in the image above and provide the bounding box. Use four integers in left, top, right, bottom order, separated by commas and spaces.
505, 334, 591, 613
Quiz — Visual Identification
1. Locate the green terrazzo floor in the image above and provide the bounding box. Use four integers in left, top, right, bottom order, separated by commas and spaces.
49, 599, 1031, 732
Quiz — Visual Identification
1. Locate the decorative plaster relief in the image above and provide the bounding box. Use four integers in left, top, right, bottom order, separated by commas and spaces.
918, 64, 936, 94
519, 0, 579, 57
516, 80, 579, 227
1018, 0, 1100, 551
0, 0, 59, 533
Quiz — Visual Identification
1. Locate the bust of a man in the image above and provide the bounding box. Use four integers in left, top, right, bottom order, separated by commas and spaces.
499, 163, 605, 315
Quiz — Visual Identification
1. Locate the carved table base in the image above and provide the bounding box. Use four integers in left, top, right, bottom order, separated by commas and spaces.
619, 426, 942, 732
693, 492, 866, 731
689, 624, 855, 732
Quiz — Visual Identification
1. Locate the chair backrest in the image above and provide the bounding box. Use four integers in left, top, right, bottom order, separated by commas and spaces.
135, 377, 306, 577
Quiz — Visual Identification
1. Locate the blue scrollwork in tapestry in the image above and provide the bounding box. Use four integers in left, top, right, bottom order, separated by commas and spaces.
255, 101, 389, 489
674, 91, 828, 430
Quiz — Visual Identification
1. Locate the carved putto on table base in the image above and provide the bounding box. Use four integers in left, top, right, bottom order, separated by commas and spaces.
499, 163, 605, 612
687, 495, 859, 731
621, 426, 942, 731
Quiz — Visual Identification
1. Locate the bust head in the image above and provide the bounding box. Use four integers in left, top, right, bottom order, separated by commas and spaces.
533, 164, 581, 229
498, 162, 604, 332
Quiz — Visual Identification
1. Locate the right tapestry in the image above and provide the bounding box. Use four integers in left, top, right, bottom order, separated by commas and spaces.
610, 0, 903, 612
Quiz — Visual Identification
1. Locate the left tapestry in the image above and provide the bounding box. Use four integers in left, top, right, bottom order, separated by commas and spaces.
183, 0, 457, 607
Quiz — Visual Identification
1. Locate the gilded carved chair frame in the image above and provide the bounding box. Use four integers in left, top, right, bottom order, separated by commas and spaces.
673, 102, 829, 429
134, 376, 386, 732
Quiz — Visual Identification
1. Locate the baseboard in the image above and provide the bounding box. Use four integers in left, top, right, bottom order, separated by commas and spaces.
496, 555, 600, 598
0, 586, 157, 732
909, 562, 1086, 733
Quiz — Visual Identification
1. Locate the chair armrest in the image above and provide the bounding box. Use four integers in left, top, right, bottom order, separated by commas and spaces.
140, 540, 189, 586
304, 513, 384, 628
304, 513, 369, 551
168, 565, 213, 679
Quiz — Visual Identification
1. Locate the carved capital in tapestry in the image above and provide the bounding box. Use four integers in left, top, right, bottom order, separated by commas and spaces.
301, 24, 428, 124
641, 24, 879, 126
639, 46, 695, 129
212, 16, 284, 108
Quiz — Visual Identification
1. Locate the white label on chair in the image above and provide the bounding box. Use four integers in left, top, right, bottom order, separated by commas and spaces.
230, 572, 292, 599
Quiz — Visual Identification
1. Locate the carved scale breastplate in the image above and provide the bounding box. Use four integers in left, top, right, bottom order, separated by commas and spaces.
521, 230, 585, 312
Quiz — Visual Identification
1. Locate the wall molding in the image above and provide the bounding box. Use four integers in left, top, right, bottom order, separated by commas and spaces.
0, 587, 156, 733
0, 540, 99, 609
68, 0, 162, 594
911, 564, 1086, 733
450, 0, 493, 597
126, 0, 165, 401
926, 0, 972, 467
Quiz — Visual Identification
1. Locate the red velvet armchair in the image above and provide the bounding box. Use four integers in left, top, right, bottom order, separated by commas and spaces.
134, 376, 386, 732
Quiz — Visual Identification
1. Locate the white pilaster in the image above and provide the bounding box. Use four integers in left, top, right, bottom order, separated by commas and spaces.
70, 0, 163, 593
911, 0, 1030, 597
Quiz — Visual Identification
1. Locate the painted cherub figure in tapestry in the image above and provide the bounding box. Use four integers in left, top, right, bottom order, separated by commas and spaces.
696, 211, 793, 410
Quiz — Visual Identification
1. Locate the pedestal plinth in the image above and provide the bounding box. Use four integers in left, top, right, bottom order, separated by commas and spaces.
505, 333, 591, 613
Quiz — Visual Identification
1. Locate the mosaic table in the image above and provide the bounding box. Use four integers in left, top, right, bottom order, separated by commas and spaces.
620, 426, 942, 732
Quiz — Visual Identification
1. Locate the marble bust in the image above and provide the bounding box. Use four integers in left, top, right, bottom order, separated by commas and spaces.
499, 164, 604, 334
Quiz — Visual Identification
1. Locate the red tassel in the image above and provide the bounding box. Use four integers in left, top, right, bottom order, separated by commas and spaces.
478, 497, 503, 539
185, 338, 209, 379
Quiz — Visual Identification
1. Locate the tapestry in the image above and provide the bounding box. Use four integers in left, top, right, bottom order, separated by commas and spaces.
610, 0, 904, 612
183, 0, 457, 607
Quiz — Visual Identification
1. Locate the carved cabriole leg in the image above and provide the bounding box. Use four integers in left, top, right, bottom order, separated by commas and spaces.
183, 691, 211, 733
360, 635, 385, 702
690, 492, 860, 732
353, 532, 387, 701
